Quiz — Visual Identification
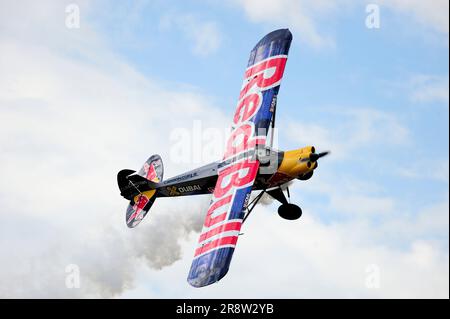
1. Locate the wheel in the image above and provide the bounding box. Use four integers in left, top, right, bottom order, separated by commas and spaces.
278, 203, 302, 220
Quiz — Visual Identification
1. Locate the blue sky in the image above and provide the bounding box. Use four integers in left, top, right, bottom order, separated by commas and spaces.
90, 1, 448, 228
0, 0, 448, 298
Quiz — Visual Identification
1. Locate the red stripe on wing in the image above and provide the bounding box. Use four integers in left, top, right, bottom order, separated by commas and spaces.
198, 221, 242, 243
194, 236, 239, 257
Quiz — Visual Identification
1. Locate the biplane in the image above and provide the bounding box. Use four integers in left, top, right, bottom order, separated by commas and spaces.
117, 29, 329, 287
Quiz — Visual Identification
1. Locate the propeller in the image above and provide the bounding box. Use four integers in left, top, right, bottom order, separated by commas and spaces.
309, 151, 330, 162
299, 151, 330, 163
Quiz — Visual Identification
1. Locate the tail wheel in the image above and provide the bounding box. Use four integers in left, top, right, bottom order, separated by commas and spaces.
278, 203, 302, 220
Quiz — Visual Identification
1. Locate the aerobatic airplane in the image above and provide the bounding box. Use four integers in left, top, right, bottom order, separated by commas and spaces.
117, 29, 329, 287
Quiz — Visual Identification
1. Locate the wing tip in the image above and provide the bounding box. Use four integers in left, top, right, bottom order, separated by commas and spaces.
187, 256, 231, 288
187, 268, 229, 288
253, 28, 293, 50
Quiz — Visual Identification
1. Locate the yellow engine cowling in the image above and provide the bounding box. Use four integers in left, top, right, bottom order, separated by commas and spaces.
277, 146, 317, 177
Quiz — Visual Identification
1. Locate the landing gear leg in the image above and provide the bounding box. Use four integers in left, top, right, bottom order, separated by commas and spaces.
277, 186, 302, 220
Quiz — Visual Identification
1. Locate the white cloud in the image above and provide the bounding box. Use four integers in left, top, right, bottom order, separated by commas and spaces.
232, 0, 449, 48
285, 108, 410, 160
291, 165, 398, 218
232, 0, 337, 48
379, 0, 449, 35
409, 75, 449, 104
397, 158, 449, 183
330, 194, 395, 215
159, 12, 222, 56
383, 74, 449, 106
377, 199, 449, 244
0, 0, 227, 298
121, 200, 449, 298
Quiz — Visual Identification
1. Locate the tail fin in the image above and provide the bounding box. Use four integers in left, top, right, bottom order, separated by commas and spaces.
137, 154, 164, 183
117, 155, 164, 228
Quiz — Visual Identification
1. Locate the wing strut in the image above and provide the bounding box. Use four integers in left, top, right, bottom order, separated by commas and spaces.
268, 100, 277, 148
242, 190, 266, 224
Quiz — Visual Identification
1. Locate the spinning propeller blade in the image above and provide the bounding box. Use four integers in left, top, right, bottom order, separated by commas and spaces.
309, 151, 330, 162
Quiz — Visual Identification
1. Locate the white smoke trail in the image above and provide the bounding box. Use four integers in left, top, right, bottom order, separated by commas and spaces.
76, 199, 208, 297
0, 197, 209, 298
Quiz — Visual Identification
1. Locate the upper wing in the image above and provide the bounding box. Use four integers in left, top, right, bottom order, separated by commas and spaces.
187, 29, 293, 287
